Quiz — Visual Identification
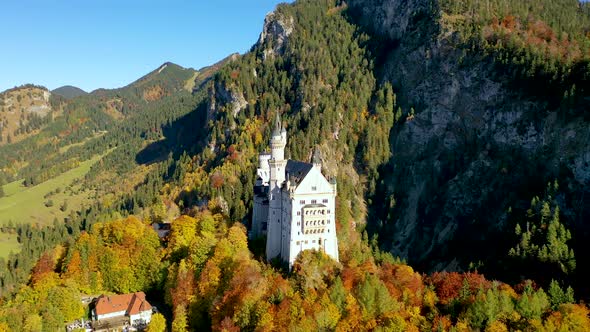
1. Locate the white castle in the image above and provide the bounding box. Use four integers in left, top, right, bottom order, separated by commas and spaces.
251, 114, 339, 267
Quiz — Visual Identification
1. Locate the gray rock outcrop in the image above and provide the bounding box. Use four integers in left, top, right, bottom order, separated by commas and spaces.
348, 0, 590, 271
257, 11, 294, 60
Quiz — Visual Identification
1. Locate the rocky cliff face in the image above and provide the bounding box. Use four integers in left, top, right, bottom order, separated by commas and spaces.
206, 9, 295, 146
257, 11, 294, 60
348, 0, 590, 272
0, 85, 55, 145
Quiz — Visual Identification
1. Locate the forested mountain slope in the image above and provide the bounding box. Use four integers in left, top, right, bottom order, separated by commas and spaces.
0, 0, 590, 331
52, 85, 87, 99
0, 85, 56, 146
348, 0, 590, 293
0, 60, 223, 295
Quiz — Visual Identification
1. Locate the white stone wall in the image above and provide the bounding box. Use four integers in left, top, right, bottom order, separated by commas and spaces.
287, 192, 338, 267
281, 193, 292, 260
96, 310, 126, 321
130, 310, 152, 326
286, 167, 339, 267
266, 157, 287, 260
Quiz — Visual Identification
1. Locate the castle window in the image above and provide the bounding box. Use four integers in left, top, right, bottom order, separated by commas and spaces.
296, 241, 300, 245
305, 240, 308, 244
311, 199, 317, 204
297, 222, 300, 226
327, 210, 331, 214
297, 211, 301, 216
312, 240, 316, 243
312, 186, 317, 191
323, 199, 328, 203
300, 200, 305, 204
319, 238, 322, 245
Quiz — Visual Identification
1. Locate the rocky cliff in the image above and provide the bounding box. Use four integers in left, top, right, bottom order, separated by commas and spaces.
349, 0, 590, 276
0, 85, 56, 145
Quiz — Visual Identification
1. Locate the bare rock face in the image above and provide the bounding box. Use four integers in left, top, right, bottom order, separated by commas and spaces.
257, 11, 294, 60
0, 85, 54, 144
215, 81, 247, 119
348, 0, 590, 271
208, 80, 247, 120
204, 79, 247, 153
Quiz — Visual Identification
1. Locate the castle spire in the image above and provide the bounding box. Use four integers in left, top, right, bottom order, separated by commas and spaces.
270, 111, 287, 161
312, 146, 322, 170
273, 112, 282, 137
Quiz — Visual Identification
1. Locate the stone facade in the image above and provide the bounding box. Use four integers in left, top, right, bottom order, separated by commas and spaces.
251, 115, 339, 267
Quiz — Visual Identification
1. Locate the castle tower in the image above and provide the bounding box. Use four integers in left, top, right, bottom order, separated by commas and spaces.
266, 113, 288, 260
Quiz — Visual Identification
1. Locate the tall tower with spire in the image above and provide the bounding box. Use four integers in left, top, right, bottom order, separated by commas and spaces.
266, 113, 288, 260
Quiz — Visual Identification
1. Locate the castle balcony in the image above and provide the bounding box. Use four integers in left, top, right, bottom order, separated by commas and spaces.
300, 204, 330, 235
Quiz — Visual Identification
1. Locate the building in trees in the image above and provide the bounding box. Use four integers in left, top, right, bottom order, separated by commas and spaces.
251, 114, 339, 267
92, 292, 153, 327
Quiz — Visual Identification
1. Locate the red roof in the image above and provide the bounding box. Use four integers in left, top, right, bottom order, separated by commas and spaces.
95, 292, 152, 316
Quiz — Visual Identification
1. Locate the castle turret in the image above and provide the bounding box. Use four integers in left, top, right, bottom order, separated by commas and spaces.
266, 112, 289, 260
271, 113, 287, 161
257, 152, 271, 185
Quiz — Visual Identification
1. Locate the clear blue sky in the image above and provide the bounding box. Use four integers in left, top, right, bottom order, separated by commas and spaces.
0, 0, 289, 92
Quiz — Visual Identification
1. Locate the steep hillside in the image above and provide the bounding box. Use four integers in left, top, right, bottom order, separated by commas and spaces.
0, 62, 199, 183
0, 85, 59, 145
160, 0, 590, 297
348, 0, 590, 289
52, 85, 87, 99
1, 1, 589, 331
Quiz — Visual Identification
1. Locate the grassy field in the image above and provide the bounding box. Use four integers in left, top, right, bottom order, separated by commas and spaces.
0, 154, 105, 257
0, 154, 104, 225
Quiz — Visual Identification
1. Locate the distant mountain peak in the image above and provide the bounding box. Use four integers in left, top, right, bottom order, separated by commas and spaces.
52, 85, 87, 99
157, 63, 169, 74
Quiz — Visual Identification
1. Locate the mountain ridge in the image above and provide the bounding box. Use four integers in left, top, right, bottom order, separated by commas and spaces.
0, 1, 589, 331
51, 85, 87, 99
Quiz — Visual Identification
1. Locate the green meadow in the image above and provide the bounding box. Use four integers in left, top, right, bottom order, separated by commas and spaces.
0, 154, 104, 257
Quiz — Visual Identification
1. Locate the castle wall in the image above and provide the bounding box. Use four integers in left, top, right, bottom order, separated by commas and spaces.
251, 190, 268, 238
266, 158, 288, 261
286, 190, 338, 267
281, 192, 292, 260
265, 183, 283, 260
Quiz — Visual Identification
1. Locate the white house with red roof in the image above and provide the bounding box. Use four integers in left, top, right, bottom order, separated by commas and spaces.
92, 292, 152, 326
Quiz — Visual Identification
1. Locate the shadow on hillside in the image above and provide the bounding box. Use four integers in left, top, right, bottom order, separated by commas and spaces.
135, 99, 209, 166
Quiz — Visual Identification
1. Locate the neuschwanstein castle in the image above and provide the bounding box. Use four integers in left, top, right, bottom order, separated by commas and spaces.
251, 114, 339, 267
